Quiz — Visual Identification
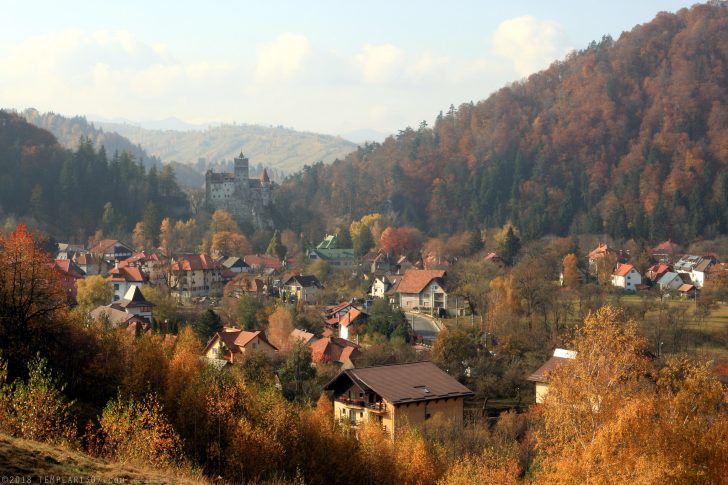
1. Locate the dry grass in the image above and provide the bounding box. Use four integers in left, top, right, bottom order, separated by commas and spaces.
0, 433, 208, 484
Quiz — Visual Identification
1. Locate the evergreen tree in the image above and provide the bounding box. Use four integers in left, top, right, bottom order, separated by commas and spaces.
468, 229, 484, 254
266, 230, 287, 260
500, 226, 521, 266
650, 200, 668, 244
353, 226, 374, 257
197, 309, 222, 340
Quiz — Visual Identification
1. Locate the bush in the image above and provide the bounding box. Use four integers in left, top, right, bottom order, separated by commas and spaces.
98, 393, 183, 468
0, 354, 77, 446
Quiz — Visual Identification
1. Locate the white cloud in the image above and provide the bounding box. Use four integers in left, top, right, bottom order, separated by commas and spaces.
0, 29, 235, 120
255, 32, 311, 80
354, 43, 402, 83
491, 16, 572, 77
406, 52, 450, 81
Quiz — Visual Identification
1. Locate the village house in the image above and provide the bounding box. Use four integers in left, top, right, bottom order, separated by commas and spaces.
337, 306, 367, 341
307, 234, 355, 268
324, 361, 474, 438
90, 284, 154, 328
170, 254, 227, 299
650, 239, 682, 263
611, 263, 642, 292
53, 259, 85, 304
395, 269, 448, 315
221, 256, 250, 273
89, 239, 134, 265
369, 274, 402, 299
120, 251, 167, 285
74, 252, 103, 276
108, 265, 148, 301
283, 274, 323, 303
203, 327, 278, 363
646, 263, 671, 283
224, 274, 267, 299
310, 336, 361, 367
656, 271, 684, 292
289, 328, 318, 346
527, 348, 577, 404
244, 254, 283, 274
674, 255, 715, 289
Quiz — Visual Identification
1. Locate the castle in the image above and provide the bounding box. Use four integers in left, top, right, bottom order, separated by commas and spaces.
205, 152, 275, 229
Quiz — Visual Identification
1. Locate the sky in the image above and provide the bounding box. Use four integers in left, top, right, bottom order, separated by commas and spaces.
1, 0, 694, 138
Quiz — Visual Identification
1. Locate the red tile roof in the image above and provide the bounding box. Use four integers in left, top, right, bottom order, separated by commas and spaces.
108, 266, 146, 282
53, 259, 85, 279
339, 308, 363, 328
243, 254, 282, 270
310, 337, 360, 364
171, 254, 223, 271
612, 264, 635, 277
395, 269, 446, 294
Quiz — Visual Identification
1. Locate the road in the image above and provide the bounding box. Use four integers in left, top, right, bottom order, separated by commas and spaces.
405, 311, 441, 344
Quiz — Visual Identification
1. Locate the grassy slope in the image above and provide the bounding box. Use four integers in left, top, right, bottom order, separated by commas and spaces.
0, 433, 207, 484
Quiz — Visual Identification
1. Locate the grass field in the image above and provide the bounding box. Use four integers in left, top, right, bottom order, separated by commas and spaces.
0, 433, 206, 484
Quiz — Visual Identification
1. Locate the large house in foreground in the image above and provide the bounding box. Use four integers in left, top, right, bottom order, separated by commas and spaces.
324, 361, 473, 438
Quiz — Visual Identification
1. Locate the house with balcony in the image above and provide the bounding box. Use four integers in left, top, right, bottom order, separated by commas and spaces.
395, 269, 448, 314
108, 265, 149, 301
169, 254, 226, 299
324, 361, 473, 438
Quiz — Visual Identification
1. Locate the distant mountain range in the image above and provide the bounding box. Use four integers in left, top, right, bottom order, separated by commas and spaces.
93, 121, 358, 176
16, 109, 360, 187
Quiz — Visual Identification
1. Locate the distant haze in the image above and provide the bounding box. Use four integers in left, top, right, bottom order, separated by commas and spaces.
2, 1, 691, 136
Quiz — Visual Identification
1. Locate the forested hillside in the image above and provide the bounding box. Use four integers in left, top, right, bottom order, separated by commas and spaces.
0, 111, 188, 240
97, 121, 358, 175
20, 109, 162, 168
275, 3, 728, 244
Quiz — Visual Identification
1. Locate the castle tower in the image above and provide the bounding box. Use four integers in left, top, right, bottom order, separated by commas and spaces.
260, 168, 270, 186
234, 151, 249, 181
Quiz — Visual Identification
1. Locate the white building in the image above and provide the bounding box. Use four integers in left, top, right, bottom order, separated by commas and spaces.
611, 264, 642, 291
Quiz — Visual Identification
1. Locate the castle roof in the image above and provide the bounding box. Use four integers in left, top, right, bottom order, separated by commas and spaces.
261, 168, 270, 183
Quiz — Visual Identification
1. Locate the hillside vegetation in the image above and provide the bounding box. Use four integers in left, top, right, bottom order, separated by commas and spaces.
98, 121, 358, 175
275, 3, 728, 244
0, 433, 205, 484
0, 111, 189, 239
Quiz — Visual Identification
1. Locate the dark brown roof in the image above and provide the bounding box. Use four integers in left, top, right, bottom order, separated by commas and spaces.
395, 269, 446, 294
528, 356, 572, 383
326, 361, 473, 404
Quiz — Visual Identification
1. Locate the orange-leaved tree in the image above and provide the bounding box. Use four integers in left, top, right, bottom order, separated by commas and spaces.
0, 225, 67, 376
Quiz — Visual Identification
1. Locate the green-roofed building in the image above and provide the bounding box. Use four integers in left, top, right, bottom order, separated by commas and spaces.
308, 234, 355, 268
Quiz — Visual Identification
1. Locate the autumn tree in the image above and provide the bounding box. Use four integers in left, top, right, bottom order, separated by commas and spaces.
561, 253, 579, 289
132, 221, 150, 251
536, 305, 728, 482
211, 231, 252, 257
431, 327, 478, 381
267, 306, 295, 351
75, 274, 113, 316
0, 225, 67, 376
379, 226, 423, 258
209, 209, 239, 234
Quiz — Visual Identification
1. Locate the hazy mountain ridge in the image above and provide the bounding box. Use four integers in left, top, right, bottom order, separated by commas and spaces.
95, 121, 359, 174
20, 108, 162, 168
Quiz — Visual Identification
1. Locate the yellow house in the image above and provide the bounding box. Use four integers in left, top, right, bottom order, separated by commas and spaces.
324, 361, 473, 438
203, 327, 278, 363
527, 348, 577, 403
